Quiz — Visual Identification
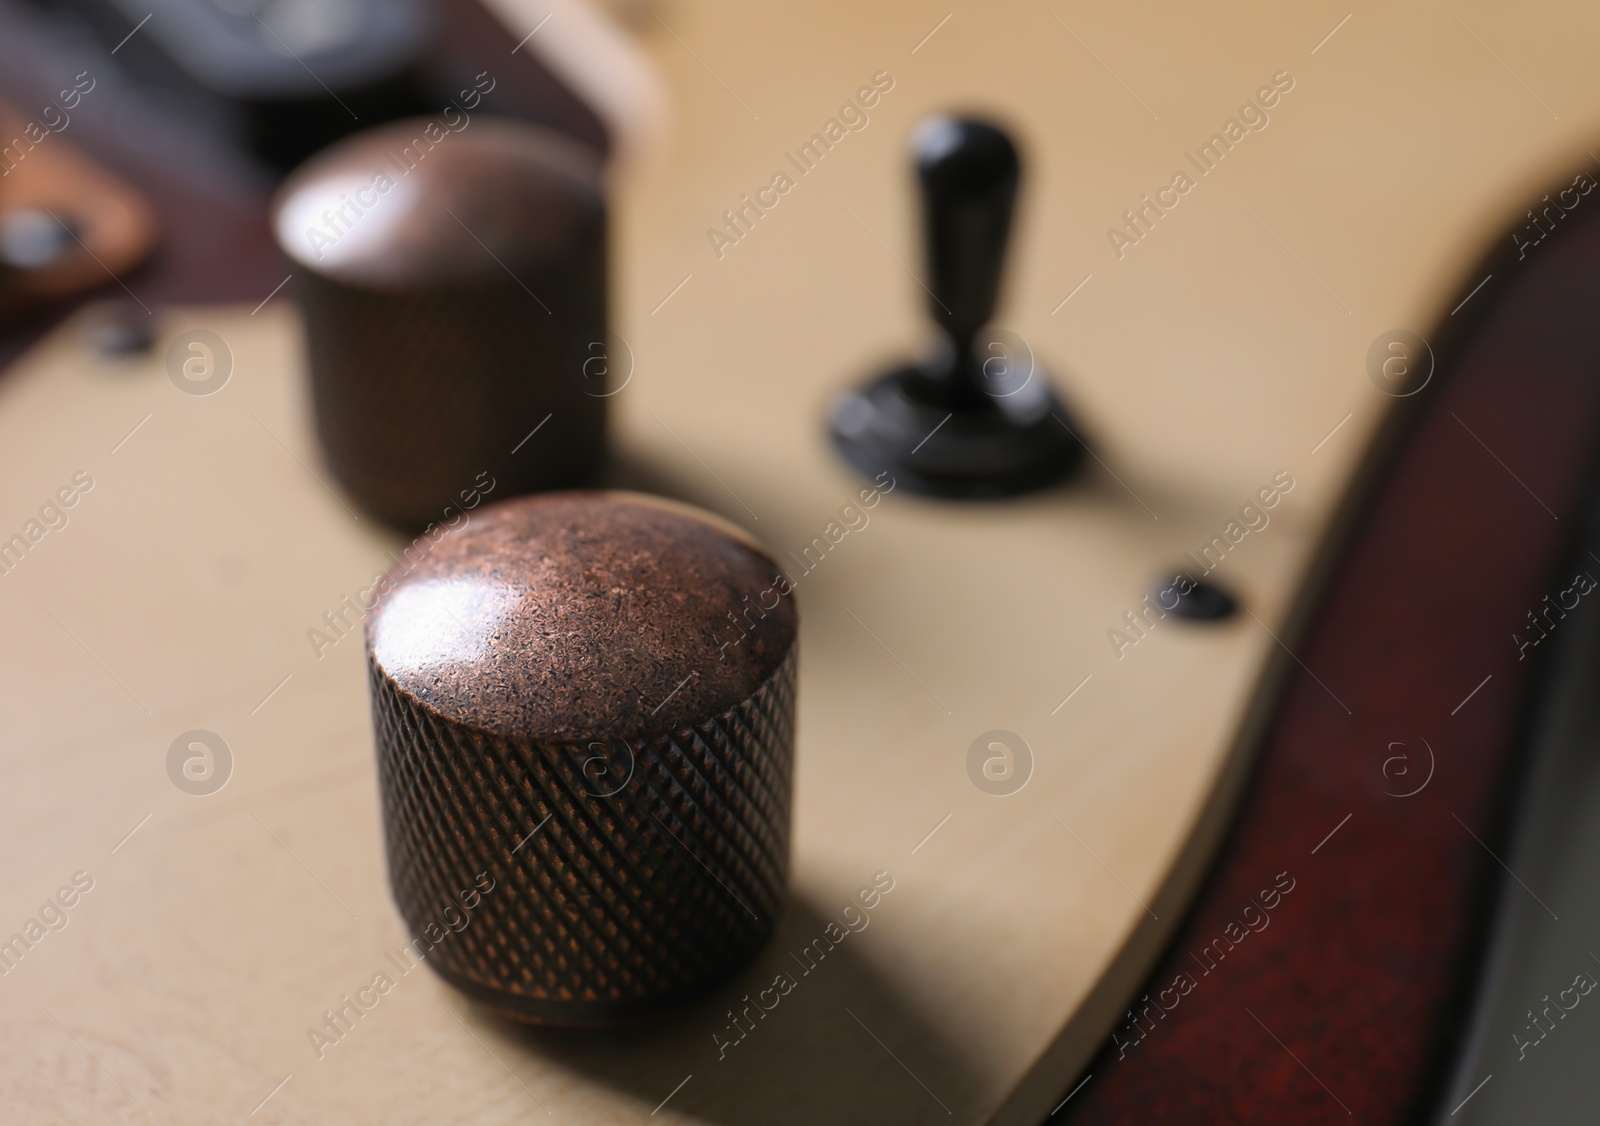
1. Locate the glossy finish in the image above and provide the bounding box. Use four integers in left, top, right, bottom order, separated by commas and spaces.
6, 0, 1593, 1106
367, 493, 797, 1025
368, 492, 797, 739
274, 117, 608, 529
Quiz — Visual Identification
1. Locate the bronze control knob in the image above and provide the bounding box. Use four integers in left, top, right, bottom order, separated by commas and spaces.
273, 118, 608, 529
365, 492, 797, 1024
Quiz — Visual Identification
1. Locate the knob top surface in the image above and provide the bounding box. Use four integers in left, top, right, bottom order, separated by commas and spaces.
272, 116, 602, 286
366, 492, 795, 741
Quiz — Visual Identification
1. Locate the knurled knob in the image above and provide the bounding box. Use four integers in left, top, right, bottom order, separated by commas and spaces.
273, 117, 608, 529
365, 492, 797, 1024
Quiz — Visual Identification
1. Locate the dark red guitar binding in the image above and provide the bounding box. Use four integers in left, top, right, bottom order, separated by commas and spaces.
1055, 166, 1600, 1123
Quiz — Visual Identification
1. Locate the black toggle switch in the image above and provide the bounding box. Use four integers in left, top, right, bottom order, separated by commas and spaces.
829, 115, 1084, 498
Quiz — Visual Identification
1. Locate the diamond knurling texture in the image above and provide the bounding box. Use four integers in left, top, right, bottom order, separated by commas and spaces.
370, 649, 794, 1024
300, 274, 606, 529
